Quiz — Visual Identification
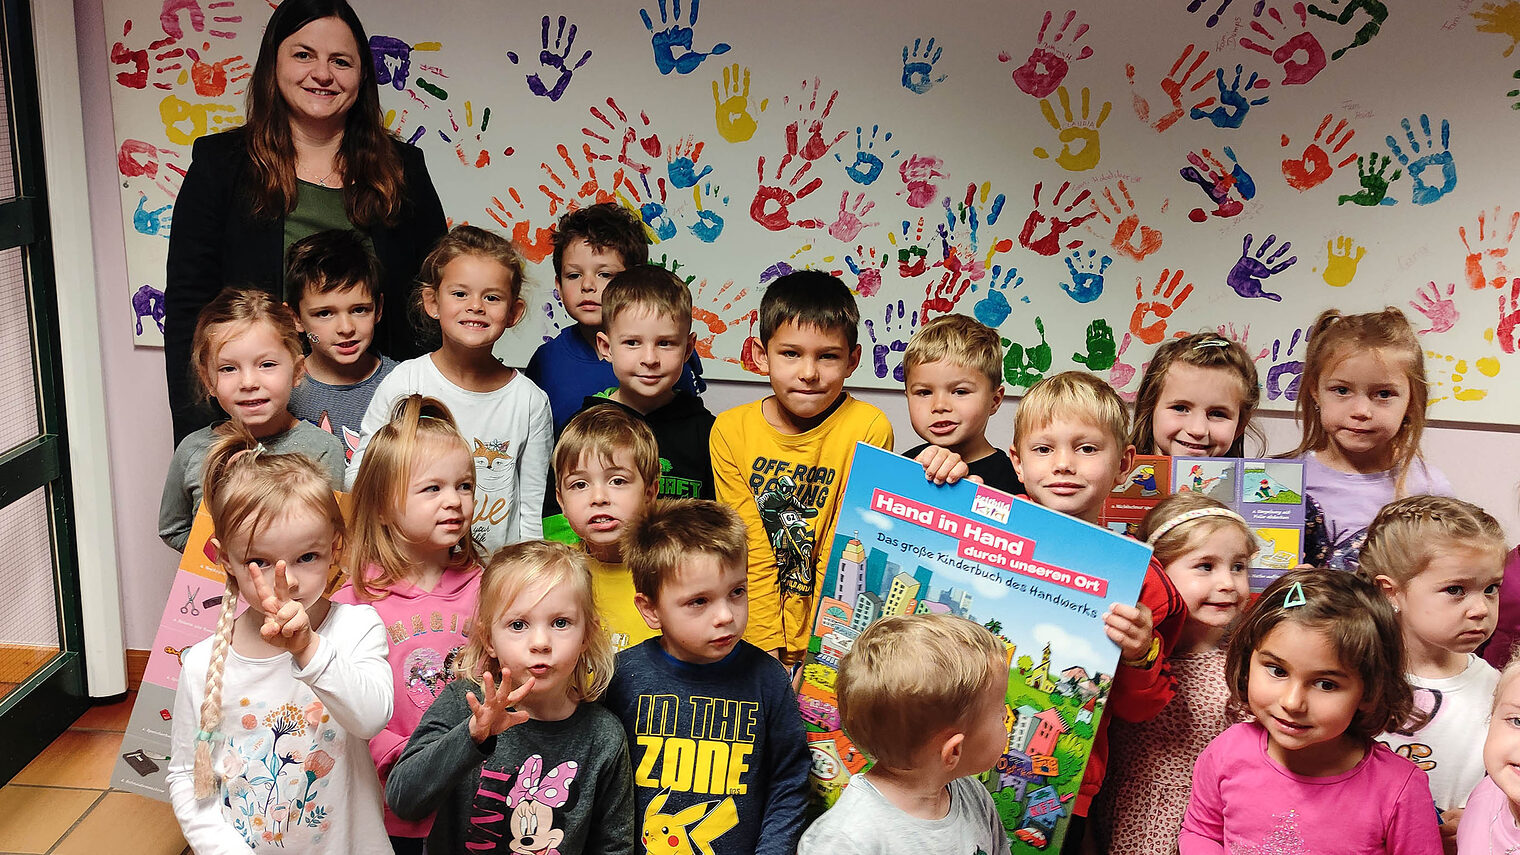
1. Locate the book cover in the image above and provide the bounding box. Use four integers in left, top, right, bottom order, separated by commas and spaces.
1174, 457, 1306, 591
800, 444, 1152, 852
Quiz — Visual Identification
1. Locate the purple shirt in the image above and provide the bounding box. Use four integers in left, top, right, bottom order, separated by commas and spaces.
1303, 452, 1453, 572
1180, 722, 1441, 854
1485, 546, 1520, 670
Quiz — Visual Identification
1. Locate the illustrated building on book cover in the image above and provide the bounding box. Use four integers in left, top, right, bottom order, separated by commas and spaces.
1102, 455, 1307, 592
801, 444, 1151, 853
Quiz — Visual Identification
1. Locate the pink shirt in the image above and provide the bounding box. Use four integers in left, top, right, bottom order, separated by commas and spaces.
1180, 722, 1441, 854
331, 562, 481, 839
1458, 777, 1520, 853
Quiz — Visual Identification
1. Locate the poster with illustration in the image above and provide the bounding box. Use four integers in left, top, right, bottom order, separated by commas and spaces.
800, 443, 1151, 852
1175, 456, 1306, 589
101, 0, 1520, 424
1101, 454, 1172, 536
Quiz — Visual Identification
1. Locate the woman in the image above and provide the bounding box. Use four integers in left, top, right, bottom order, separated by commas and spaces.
164, 0, 446, 443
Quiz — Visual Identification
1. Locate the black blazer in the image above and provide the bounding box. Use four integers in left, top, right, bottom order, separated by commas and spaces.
163, 127, 447, 444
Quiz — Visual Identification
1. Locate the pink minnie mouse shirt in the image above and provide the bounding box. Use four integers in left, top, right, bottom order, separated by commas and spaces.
332, 562, 481, 838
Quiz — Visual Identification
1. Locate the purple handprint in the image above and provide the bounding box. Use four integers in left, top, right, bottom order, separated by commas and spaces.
1188, 0, 1267, 27
1227, 233, 1296, 301
1264, 329, 1306, 401
370, 36, 412, 90
506, 16, 592, 102
640, 0, 730, 76
865, 300, 918, 382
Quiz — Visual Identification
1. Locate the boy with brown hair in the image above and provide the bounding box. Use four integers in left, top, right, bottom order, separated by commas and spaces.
582, 264, 715, 499
604, 498, 811, 855
283, 229, 395, 459
709, 270, 895, 662
553, 405, 660, 651
1010, 371, 1185, 851
524, 202, 702, 433
798, 613, 1012, 855
902, 313, 1022, 495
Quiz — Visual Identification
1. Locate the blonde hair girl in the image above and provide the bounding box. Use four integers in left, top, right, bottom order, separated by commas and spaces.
330, 394, 482, 850
159, 287, 345, 552
1290, 308, 1453, 572
346, 225, 553, 557
1360, 495, 1506, 835
1094, 493, 1256, 854
384, 540, 635, 853
1129, 331, 1264, 458
165, 425, 393, 853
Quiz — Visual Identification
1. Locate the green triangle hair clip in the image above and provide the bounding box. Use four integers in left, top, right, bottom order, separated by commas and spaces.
1282, 581, 1308, 609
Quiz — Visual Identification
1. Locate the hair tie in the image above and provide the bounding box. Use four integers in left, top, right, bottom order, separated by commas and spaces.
196, 729, 218, 743
229, 443, 268, 466
1282, 581, 1308, 609
1194, 338, 1231, 350
1146, 507, 1248, 545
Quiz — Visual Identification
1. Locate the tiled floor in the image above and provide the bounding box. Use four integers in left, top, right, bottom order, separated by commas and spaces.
0, 691, 189, 855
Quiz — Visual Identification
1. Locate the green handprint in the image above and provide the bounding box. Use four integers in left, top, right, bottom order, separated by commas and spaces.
1002, 317, 1052, 389
1072, 319, 1117, 370
1337, 153, 1400, 207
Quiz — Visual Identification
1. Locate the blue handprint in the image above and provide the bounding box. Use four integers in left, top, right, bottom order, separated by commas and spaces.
133, 193, 172, 237
835, 125, 899, 186
901, 37, 948, 94
1386, 115, 1456, 206
689, 183, 727, 243
864, 300, 918, 382
1060, 249, 1112, 304
640, 0, 730, 76
666, 137, 712, 189
641, 201, 678, 242
973, 264, 1023, 327
1190, 64, 1270, 129
505, 16, 592, 102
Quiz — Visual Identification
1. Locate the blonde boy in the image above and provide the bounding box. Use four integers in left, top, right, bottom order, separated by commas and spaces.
553, 405, 659, 652
586, 265, 715, 500
799, 613, 1012, 855
1011, 371, 1181, 838
604, 499, 811, 855
902, 314, 1022, 495
710, 270, 895, 661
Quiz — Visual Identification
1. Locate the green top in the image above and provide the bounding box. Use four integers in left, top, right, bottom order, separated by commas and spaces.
282, 180, 369, 262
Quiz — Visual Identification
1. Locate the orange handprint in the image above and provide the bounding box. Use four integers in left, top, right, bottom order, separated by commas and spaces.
1129, 268, 1194, 345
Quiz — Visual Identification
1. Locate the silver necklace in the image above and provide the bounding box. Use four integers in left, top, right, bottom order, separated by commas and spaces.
303, 164, 340, 188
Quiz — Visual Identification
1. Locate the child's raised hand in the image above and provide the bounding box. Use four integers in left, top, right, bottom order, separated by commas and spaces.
914, 445, 975, 486
466, 670, 536, 744
249, 560, 317, 664
1105, 601, 1156, 664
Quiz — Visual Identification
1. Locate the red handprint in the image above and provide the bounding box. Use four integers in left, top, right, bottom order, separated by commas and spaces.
751, 157, 825, 231
922, 268, 974, 320
898, 154, 946, 208
1019, 181, 1096, 256
780, 78, 848, 171
1241, 4, 1328, 85
582, 97, 661, 176
1129, 268, 1194, 344
1461, 207, 1520, 290
1002, 10, 1093, 98
1281, 114, 1356, 192
1499, 278, 1520, 353
1125, 43, 1210, 133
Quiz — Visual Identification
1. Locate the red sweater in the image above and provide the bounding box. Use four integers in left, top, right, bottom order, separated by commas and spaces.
1074, 555, 1187, 816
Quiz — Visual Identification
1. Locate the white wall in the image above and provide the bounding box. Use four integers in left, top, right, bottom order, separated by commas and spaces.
71, 2, 1520, 649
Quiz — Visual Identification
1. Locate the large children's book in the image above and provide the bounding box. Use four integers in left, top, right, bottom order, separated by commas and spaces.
1102, 456, 1307, 592
800, 444, 1152, 853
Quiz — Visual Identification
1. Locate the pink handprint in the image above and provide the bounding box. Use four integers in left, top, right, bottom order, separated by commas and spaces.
898, 154, 946, 208
1216, 322, 1270, 360
751, 157, 825, 231
1241, 4, 1328, 86
1002, 10, 1093, 98
1409, 281, 1459, 335
1110, 331, 1140, 400
827, 192, 877, 242
1460, 207, 1520, 290
1018, 181, 1096, 256
1125, 43, 1210, 133
1281, 113, 1356, 192
1499, 278, 1520, 353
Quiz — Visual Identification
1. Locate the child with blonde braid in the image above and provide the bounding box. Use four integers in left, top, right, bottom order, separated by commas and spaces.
331, 394, 483, 855
1093, 493, 1255, 854
166, 425, 392, 854
1361, 495, 1506, 852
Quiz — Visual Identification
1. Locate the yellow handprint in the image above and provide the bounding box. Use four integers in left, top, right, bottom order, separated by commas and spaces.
159, 94, 240, 146
1425, 348, 1500, 404
711, 64, 766, 143
1322, 236, 1366, 287
1033, 86, 1110, 172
